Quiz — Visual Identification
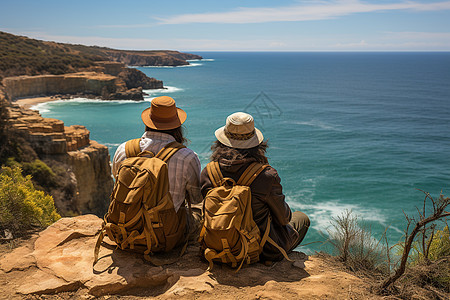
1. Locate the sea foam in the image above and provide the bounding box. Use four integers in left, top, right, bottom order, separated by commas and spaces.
143, 86, 183, 97
139, 63, 202, 68
287, 197, 389, 232
29, 87, 184, 113
187, 58, 215, 62
290, 119, 345, 132
30, 97, 145, 112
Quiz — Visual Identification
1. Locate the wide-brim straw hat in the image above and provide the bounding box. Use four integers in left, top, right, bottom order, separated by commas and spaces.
141, 96, 187, 130
215, 112, 264, 149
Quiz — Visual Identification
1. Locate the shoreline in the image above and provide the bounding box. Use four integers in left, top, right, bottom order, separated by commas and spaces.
14, 96, 57, 109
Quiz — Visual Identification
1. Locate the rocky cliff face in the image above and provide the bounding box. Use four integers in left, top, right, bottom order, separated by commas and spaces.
117, 68, 163, 90
64, 141, 113, 214
164, 51, 204, 62
2, 72, 117, 101
2, 63, 164, 101
104, 50, 202, 66
6, 105, 113, 215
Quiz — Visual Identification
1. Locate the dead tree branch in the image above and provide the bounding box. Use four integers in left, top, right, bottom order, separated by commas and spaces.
379, 192, 450, 291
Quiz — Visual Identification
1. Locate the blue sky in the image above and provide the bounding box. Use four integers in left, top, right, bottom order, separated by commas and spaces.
1, 0, 450, 51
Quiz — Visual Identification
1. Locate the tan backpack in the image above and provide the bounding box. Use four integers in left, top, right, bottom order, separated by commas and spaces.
199, 161, 292, 272
94, 139, 186, 265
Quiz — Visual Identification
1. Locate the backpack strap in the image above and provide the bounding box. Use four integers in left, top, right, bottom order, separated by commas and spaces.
155, 141, 186, 162
237, 162, 269, 186
259, 215, 294, 263
206, 161, 224, 188
237, 164, 293, 263
125, 138, 142, 158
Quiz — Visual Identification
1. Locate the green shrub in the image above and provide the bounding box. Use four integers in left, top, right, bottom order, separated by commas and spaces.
0, 166, 60, 235
22, 159, 57, 189
405, 227, 450, 291
5, 157, 21, 169
427, 226, 450, 261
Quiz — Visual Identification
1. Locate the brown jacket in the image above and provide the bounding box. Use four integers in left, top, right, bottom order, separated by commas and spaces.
200, 158, 299, 261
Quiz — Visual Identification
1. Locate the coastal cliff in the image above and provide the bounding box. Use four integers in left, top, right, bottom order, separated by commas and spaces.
64, 141, 113, 214
0, 31, 202, 80
102, 49, 202, 66
2, 72, 117, 101
2, 63, 163, 101
0, 31, 200, 101
5, 104, 113, 216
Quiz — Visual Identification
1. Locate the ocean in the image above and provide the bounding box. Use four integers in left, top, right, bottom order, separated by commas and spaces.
34, 52, 450, 252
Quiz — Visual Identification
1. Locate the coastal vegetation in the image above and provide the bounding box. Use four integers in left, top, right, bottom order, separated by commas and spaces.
0, 31, 102, 79
0, 166, 60, 235
326, 192, 450, 299
0, 31, 201, 80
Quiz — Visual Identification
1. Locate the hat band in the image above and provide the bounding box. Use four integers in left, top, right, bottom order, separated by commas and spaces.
224, 129, 255, 141
150, 113, 179, 123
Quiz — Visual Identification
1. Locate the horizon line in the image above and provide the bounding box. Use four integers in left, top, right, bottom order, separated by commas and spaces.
182, 50, 450, 53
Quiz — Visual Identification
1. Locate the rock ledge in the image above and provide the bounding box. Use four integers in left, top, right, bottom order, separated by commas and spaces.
0, 215, 377, 299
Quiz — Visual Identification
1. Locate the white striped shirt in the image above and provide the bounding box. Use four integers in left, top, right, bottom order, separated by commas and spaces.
112, 131, 202, 212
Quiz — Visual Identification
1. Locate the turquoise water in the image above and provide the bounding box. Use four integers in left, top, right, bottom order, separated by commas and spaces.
35, 52, 450, 252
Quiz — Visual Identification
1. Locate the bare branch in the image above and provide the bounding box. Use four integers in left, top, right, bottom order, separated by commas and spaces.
379, 192, 450, 291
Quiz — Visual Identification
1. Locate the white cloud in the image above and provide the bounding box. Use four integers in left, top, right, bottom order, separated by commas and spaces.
157, 0, 450, 24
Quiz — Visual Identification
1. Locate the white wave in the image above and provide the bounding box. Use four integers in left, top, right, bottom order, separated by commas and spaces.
291, 119, 345, 132
285, 177, 321, 205
49, 97, 143, 104
30, 103, 50, 113
103, 143, 122, 147
139, 65, 174, 68
29, 97, 144, 113
180, 63, 202, 67
143, 86, 183, 97
287, 197, 390, 234
187, 58, 215, 62
139, 62, 202, 68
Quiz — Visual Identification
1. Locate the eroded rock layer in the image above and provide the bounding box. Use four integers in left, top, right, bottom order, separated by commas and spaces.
6, 104, 113, 215
2, 65, 163, 102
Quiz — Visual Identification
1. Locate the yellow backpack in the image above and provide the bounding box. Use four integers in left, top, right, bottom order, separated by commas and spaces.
94, 139, 186, 265
199, 161, 291, 271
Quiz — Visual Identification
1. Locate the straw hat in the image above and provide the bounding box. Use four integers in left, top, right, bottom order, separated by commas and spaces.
215, 112, 264, 149
141, 96, 187, 130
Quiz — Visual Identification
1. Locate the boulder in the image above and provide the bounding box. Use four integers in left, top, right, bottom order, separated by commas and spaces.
106, 87, 145, 101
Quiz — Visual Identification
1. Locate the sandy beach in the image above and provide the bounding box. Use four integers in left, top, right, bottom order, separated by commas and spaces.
13, 96, 57, 109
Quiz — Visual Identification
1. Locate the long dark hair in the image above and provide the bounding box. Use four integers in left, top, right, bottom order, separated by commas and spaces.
210, 140, 269, 164
145, 126, 188, 145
